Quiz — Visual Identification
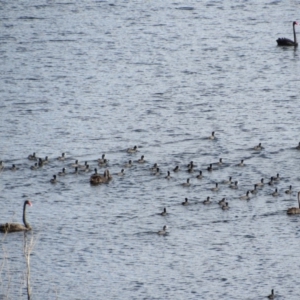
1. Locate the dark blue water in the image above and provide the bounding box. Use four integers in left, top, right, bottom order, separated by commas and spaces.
1, 1, 300, 299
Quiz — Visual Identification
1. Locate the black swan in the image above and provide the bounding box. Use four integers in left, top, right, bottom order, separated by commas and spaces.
277, 21, 298, 46
0, 200, 32, 233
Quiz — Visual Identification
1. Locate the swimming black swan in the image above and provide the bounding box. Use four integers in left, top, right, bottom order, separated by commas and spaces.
0, 200, 32, 233
277, 21, 298, 46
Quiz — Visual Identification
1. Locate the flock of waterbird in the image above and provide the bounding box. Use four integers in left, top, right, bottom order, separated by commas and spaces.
1, 132, 300, 298
1, 132, 300, 233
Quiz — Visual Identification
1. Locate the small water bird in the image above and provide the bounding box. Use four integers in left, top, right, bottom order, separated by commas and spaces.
160, 208, 167, 216
72, 160, 80, 167
182, 198, 189, 206
209, 131, 215, 140
253, 143, 263, 151
80, 161, 88, 170
157, 225, 168, 235
251, 184, 258, 194
285, 185, 292, 194
221, 202, 229, 210
117, 169, 125, 176
137, 155, 145, 163
211, 183, 219, 191
229, 181, 239, 189
256, 178, 264, 187
151, 163, 158, 171
50, 175, 57, 184
182, 178, 191, 187
97, 154, 107, 165
28, 152, 37, 160
38, 158, 44, 167
273, 173, 280, 182
124, 160, 132, 168
58, 168, 66, 176
207, 164, 213, 172
42, 156, 49, 164
237, 159, 245, 167
30, 163, 38, 170
187, 161, 194, 169
173, 165, 179, 172
127, 145, 138, 153
196, 170, 203, 179
267, 289, 275, 299
81, 164, 90, 173
218, 198, 226, 206
240, 191, 250, 200
152, 167, 160, 176
10, 164, 19, 171
165, 171, 171, 179
222, 176, 232, 184
203, 197, 211, 205
57, 153, 65, 161
268, 177, 274, 186
271, 188, 279, 197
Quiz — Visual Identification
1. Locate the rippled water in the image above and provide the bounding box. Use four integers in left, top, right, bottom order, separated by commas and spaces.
1, 1, 300, 299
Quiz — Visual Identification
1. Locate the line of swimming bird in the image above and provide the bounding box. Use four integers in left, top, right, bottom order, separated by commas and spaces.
1, 133, 300, 236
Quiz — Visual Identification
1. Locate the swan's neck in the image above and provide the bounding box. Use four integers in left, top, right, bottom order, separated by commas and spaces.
294, 24, 297, 44
298, 192, 300, 208
23, 202, 30, 228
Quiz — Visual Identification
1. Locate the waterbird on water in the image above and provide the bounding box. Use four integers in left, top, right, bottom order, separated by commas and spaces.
57, 153, 65, 161
182, 178, 191, 187
209, 131, 215, 140
165, 171, 171, 179
157, 225, 168, 235
196, 170, 203, 179
50, 175, 57, 184
253, 143, 263, 151
28, 152, 37, 160
271, 188, 279, 197
182, 198, 189, 206
285, 185, 292, 194
237, 159, 244, 167
173, 165, 179, 172
203, 197, 211, 205
137, 155, 145, 163
287, 192, 300, 214
211, 182, 219, 191
277, 21, 298, 46
127, 145, 138, 153
0, 200, 32, 233
160, 208, 167, 216
267, 289, 275, 299
58, 168, 66, 176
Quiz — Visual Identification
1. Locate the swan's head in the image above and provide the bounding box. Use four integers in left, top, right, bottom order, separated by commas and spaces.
293, 21, 299, 26
25, 200, 32, 207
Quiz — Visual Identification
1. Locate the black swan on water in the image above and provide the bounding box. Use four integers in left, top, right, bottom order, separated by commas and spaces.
0, 200, 32, 233
277, 21, 298, 46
